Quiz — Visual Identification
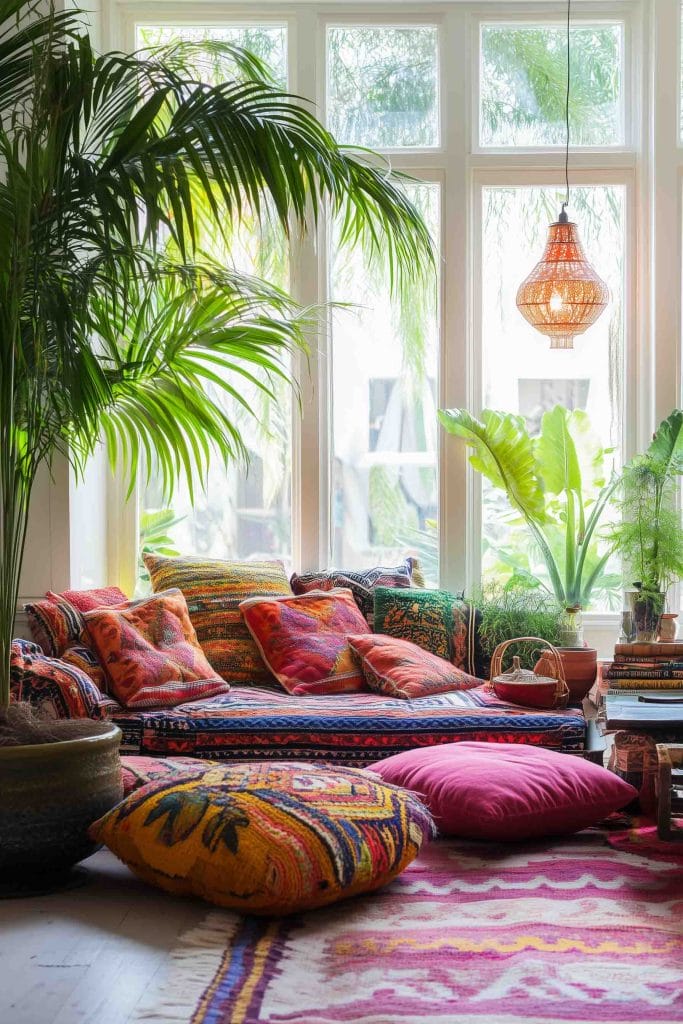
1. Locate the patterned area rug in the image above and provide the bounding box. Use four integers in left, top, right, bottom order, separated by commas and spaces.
134, 832, 683, 1024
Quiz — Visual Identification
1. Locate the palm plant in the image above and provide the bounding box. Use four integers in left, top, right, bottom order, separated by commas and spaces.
0, 0, 433, 713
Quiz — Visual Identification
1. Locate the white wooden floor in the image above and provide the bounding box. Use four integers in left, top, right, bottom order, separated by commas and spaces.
0, 850, 208, 1024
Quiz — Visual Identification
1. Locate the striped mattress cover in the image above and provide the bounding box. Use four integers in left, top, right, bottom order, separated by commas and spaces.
112, 684, 586, 765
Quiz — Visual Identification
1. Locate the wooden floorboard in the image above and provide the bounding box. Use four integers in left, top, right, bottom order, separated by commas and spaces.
0, 850, 208, 1024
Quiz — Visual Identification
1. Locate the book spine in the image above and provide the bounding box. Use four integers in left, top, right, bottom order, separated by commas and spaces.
605, 678, 683, 690
605, 668, 683, 680
614, 643, 683, 656
613, 654, 683, 664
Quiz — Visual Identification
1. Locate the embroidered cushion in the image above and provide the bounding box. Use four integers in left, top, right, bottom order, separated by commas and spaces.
25, 598, 87, 656
120, 755, 218, 797
240, 589, 371, 695
369, 743, 638, 840
90, 762, 435, 914
290, 558, 424, 623
46, 586, 128, 613
143, 554, 292, 683
347, 633, 482, 699
10, 639, 118, 720
83, 589, 230, 709
373, 587, 485, 678
61, 643, 110, 694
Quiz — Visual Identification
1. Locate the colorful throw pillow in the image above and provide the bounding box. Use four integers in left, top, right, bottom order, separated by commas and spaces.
46, 586, 127, 613
369, 742, 638, 841
83, 589, 230, 709
347, 633, 482, 700
240, 588, 371, 695
61, 643, 109, 693
10, 639, 118, 720
373, 587, 485, 678
90, 762, 435, 914
144, 554, 292, 683
120, 755, 219, 797
290, 558, 424, 623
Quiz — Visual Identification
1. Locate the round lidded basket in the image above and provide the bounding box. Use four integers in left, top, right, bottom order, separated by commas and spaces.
488, 637, 570, 710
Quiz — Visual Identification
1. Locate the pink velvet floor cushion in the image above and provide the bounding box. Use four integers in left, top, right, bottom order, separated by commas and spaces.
370, 742, 637, 840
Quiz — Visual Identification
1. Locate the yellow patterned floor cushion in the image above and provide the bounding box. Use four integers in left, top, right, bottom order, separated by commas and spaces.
143, 554, 292, 684
90, 762, 435, 915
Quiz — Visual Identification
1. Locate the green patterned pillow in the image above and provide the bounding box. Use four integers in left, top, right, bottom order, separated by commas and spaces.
373, 587, 485, 679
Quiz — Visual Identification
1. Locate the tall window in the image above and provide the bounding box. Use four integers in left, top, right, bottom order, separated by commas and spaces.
136, 24, 292, 568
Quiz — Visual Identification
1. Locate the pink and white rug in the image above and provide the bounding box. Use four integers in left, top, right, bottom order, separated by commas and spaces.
134, 832, 683, 1024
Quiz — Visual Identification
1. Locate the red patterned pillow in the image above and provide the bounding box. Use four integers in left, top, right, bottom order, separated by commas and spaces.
61, 643, 110, 694
83, 589, 230, 709
47, 586, 127, 612
240, 588, 371, 695
346, 633, 483, 699
10, 639, 118, 720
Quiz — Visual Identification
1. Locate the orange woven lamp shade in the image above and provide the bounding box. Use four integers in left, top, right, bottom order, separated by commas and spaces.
516, 215, 610, 350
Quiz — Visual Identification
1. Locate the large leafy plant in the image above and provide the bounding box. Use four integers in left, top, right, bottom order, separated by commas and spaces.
0, 0, 433, 711
438, 405, 619, 611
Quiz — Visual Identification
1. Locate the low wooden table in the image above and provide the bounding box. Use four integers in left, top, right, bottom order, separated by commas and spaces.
655, 744, 683, 840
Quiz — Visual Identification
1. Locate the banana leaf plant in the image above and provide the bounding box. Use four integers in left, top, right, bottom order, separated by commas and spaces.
0, 0, 434, 712
438, 405, 619, 612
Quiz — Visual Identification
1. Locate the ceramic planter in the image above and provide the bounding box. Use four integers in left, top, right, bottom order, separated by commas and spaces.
534, 646, 598, 703
0, 723, 122, 883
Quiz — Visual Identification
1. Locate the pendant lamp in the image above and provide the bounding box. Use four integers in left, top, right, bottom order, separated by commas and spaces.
515, 0, 609, 350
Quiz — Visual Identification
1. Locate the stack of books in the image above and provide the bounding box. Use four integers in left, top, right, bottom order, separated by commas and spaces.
604, 641, 683, 692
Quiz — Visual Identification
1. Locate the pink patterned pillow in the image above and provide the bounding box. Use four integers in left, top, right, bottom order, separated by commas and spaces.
83, 589, 230, 709
370, 743, 638, 840
347, 633, 482, 699
47, 586, 127, 612
239, 588, 371, 695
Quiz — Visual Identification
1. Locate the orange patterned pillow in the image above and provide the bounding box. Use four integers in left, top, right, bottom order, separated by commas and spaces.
346, 633, 483, 699
239, 588, 371, 695
83, 589, 229, 709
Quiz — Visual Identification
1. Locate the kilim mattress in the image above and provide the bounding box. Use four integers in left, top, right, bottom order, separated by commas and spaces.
112, 685, 586, 765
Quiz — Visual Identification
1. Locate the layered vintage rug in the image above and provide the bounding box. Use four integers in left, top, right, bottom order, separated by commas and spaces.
134, 831, 683, 1024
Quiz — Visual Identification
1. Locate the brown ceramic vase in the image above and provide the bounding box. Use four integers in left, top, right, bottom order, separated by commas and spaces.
534, 647, 598, 703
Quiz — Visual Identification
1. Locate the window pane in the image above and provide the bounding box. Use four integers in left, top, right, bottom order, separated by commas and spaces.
480, 23, 623, 147
481, 185, 625, 610
326, 26, 439, 148
136, 25, 291, 579
137, 24, 287, 87
330, 184, 440, 583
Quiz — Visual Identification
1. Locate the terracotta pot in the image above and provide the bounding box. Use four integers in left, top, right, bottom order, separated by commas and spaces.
534, 647, 597, 703
0, 723, 122, 882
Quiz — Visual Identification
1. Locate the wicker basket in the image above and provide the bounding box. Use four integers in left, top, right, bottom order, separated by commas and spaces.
488, 637, 570, 710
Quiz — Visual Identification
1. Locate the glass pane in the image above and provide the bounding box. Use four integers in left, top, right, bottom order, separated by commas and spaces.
480, 23, 623, 147
481, 185, 625, 610
136, 25, 291, 583
137, 24, 287, 87
326, 26, 439, 148
330, 184, 440, 584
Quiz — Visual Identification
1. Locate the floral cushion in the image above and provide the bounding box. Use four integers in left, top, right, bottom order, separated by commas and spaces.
373, 587, 485, 678
143, 554, 292, 684
83, 589, 230, 709
90, 762, 435, 915
240, 588, 371, 695
10, 639, 119, 720
347, 633, 483, 699
290, 558, 424, 623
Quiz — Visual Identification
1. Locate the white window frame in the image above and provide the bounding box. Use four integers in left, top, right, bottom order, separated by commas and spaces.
104, 0, 683, 647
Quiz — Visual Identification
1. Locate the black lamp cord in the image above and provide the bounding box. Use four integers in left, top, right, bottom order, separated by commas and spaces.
560, 0, 571, 223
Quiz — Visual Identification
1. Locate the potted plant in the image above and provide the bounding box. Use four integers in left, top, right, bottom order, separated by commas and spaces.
609, 411, 683, 641
439, 405, 619, 689
470, 579, 565, 676
0, 0, 432, 884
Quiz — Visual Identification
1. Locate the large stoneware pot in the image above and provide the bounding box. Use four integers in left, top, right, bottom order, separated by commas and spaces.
0, 723, 122, 885
535, 647, 597, 703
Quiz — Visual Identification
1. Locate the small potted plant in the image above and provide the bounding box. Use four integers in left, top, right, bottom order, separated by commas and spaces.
472, 579, 565, 676
609, 411, 683, 641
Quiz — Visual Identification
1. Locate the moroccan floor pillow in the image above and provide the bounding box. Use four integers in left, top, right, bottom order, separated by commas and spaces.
240, 589, 371, 695
347, 634, 483, 698
143, 554, 292, 683
83, 589, 230, 708
120, 755, 220, 797
373, 587, 485, 678
90, 762, 435, 915
290, 558, 424, 624
370, 742, 638, 840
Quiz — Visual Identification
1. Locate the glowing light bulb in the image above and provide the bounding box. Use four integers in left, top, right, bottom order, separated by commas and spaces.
549, 290, 564, 313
